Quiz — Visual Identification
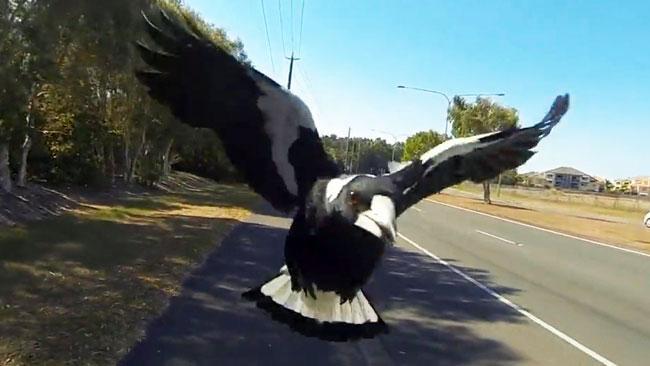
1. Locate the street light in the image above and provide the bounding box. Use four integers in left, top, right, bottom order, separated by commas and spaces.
371, 129, 408, 161
396, 85, 505, 137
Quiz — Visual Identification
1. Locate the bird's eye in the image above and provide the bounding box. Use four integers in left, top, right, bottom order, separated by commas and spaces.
348, 191, 359, 206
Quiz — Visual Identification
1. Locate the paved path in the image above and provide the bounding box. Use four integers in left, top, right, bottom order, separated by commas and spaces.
121, 201, 650, 365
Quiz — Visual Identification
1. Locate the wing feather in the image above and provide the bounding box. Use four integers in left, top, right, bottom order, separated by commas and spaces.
392, 94, 570, 214
135, 7, 338, 211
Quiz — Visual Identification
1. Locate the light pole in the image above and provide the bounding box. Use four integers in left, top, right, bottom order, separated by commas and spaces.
396, 85, 505, 137
371, 129, 408, 162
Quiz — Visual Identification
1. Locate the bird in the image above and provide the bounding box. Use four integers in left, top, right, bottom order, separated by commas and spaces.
135, 8, 570, 342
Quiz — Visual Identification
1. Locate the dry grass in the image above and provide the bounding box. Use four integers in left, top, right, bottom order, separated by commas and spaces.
0, 172, 258, 366
434, 190, 650, 254
455, 183, 650, 220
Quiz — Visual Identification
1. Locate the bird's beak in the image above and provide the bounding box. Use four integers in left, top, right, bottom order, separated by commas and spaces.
354, 195, 397, 242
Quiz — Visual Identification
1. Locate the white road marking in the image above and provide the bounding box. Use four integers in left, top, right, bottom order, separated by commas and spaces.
397, 232, 617, 366
412, 206, 423, 213
476, 230, 523, 247
426, 198, 650, 259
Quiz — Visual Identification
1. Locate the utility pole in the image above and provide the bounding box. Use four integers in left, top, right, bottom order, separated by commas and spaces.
344, 127, 351, 173
355, 140, 362, 173
286, 52, 300, 90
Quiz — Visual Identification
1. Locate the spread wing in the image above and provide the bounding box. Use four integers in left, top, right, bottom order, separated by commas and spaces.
390, 94, 570, 215
135, 8, 339, 212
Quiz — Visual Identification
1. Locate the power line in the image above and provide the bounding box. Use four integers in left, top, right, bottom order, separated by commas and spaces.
290, 0, 294, 53
297, 0, 305, 55
260, 0, 276, 74
277, 0, 287, 57
295, 63, 323, 121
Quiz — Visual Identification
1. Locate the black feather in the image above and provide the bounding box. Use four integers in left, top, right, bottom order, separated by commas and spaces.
135, 41, 178, 71
140, 10, 179, 53
135, 6, 338, 212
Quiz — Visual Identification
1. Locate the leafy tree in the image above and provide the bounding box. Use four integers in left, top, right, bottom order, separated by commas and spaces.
321, 135, 401, 174
492, 169, 520, 186
0, 0, 250, 192
450, 96, 519, 203
402, 130, 444, 161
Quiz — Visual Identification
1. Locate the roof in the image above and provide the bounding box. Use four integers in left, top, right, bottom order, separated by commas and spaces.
545, 167, 589, 176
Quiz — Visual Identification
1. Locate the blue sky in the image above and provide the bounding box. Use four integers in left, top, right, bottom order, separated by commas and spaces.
186, 0, 649, 180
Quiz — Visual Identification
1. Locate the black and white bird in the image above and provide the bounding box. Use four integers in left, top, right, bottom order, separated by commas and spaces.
135, 9, 569, 341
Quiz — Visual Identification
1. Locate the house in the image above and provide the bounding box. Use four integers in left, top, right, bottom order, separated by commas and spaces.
631, 176, 650, 195
543, 167, 602, 192
613, 179, 631, 193
621, 176, 650, 195
520, 171, 549, 188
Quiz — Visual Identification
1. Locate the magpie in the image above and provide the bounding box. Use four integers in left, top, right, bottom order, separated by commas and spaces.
135, 8, 570, 341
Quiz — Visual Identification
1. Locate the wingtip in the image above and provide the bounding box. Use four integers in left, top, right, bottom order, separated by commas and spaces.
544, 93, 570, 122
555, 93, 570, 115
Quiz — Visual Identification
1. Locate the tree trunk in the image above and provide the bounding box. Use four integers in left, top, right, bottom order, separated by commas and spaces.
123, 135, 131, 183
496, 173, 502, 198
106, 142, 115, 184
162, 137, 173, 177
127, 127, 146, 183
16, 134, 32, 188
17, 85, 36, 188
0, 143, 12, 193
482, 181, 492, 204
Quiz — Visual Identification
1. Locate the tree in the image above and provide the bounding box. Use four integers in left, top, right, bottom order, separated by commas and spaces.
494, 169, 520, 186
402, 130, 445, 162
0, 0, 251, 190
357, 138, 393, 175
450, 96, 519, 203
0, 0, 36, 191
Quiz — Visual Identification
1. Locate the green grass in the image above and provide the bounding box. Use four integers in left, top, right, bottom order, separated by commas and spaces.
0, 173, 258, 366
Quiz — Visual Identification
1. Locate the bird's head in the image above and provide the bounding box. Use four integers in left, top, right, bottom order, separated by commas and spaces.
323, 175, 397, 242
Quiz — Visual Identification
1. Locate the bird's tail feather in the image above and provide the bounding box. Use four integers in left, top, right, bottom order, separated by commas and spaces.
243, 266, 387, 341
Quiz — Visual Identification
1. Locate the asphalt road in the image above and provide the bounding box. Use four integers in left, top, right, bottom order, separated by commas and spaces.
120, 200, 650, 365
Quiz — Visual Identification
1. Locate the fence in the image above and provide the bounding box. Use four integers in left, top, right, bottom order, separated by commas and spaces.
461, 183, 650, 212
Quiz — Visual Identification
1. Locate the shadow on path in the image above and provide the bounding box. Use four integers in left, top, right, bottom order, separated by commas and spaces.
121, 208, 524, 366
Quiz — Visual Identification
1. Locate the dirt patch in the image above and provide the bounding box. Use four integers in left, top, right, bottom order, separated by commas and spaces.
433, 191, 650, 254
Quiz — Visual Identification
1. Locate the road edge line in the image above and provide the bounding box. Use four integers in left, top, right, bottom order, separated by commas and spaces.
397, 232, 617, 366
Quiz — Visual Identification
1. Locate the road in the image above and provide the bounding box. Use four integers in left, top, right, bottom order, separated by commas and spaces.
121, 200, 650, 365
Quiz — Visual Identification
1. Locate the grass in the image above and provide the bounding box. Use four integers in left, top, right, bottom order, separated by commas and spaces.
435, 185, 650, 253
0, 172, 258, 366
454, 183, 649, 221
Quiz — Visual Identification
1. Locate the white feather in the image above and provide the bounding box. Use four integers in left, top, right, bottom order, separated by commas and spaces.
325, 174, 374, 203
265, 275, 292, 304
387, 161, 411, 174
354, 214, 382, 238
340, 300, 353, 323
256, 78, 316, 196
420, 131, 500, 175
260, 270, 380, 325
357, 291, 379, 322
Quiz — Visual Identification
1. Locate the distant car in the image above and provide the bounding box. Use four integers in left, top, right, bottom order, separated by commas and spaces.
645, 212, 650, 228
